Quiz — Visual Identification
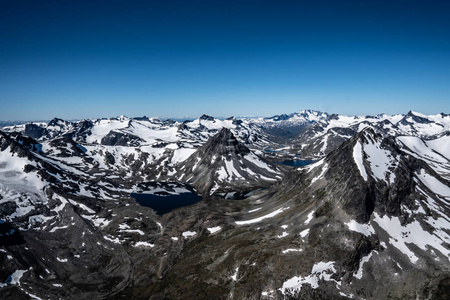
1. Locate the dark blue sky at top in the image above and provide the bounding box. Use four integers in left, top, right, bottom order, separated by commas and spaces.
0, 0, 449, 120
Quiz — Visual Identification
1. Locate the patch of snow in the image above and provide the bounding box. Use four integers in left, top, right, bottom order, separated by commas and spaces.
277, 231, 289, 238
244, 152, 277, 174
207, 226, 222, 234
353, 141, 368, 181
235, 207, 290, 225
248, 207, 262, 213
345, 220, 375, 236
103, 235, 121, 244
279, 261, 337, 295
304, 211, 314, 225
300, 229, 310, 238
282, 248, 303, 254
373, 213, 449, 263
231, 267, 239, 281
49, 225, 69, 233
120, 229, 145, 235
304, 158, 325, 173
416, 169, 450, 197
134, 241, 154, 248
354, 251, 376, 279
26, 292, 43, 300
171, 148, 196, 164
9, 269, 28, 285
310, 163, 328, 185
182, 231, 196, 238
56, 257, 68, 263
364, 140, 398, 184
118, 223, 130, 230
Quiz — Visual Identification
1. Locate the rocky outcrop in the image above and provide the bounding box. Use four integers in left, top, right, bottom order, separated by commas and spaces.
100, 130, 144, 146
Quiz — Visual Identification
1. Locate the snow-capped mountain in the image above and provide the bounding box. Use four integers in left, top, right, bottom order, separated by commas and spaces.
173, 128, 282, 195
1, 110, 449, 299
250, 109, 329, 139
293, 111, 450, 158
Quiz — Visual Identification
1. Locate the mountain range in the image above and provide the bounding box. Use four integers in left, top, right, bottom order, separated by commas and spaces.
0, 110, 449, 299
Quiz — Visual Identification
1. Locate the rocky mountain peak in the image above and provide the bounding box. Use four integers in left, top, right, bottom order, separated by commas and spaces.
174, 127, 280, 194
401, 110, 431, 124
199, 114, 215, 121
48, 117, 70, 127
202, 127, 250, 156
269, 113, 290, 121
305, 126, 423, 223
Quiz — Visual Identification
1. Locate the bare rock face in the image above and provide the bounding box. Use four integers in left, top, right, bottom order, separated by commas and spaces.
24, 123, 47, 140
101, 130, 144, 146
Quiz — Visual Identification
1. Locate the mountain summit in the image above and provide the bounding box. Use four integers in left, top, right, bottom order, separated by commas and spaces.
175, 128, 282, 194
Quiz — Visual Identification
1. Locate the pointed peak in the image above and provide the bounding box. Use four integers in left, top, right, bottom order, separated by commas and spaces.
48, 118, 67, 126
353, 126, 381, 143
405, 110, 416, 118
270, 114, 291, 121
214, 127, 236, 140
402, 110, 430, 124
199, 114, 215, 121
200, 127, 250, 156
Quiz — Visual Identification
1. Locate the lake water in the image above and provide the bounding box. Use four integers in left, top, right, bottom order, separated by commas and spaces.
0, 220, 25, 246
131, 192, 202, 215
277, 159, 316, 167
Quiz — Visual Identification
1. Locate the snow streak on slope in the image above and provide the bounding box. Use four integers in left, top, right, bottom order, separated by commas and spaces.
363, 138, 399, 184
235, 207, 290, 225
353, 141, 368, 181
352, 130, 400, 184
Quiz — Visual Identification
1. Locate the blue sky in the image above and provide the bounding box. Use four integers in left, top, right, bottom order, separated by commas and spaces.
1, 0, 449, 120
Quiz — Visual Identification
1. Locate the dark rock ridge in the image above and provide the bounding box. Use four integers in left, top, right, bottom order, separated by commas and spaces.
101, 130, 144, 146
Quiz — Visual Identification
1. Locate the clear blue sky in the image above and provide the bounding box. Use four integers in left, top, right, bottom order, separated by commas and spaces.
1, 0, 449, 120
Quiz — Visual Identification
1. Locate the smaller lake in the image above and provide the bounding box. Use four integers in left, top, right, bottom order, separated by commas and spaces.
277, 160, 316, 167
219, 188, 265, 200
0, 220, 25, 246
131, 192, 202, 215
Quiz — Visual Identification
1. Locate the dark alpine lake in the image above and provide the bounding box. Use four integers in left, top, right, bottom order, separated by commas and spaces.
131, 192, 202, 215
277, 159, 316, 167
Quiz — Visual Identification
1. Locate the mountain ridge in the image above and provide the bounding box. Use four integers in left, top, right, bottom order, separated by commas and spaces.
1, 110, 449, 299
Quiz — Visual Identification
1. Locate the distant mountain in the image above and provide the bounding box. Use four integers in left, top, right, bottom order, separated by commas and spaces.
293, 111, 450, 158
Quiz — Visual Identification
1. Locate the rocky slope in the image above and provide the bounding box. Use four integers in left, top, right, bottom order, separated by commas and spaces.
0, 111, 449, 299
